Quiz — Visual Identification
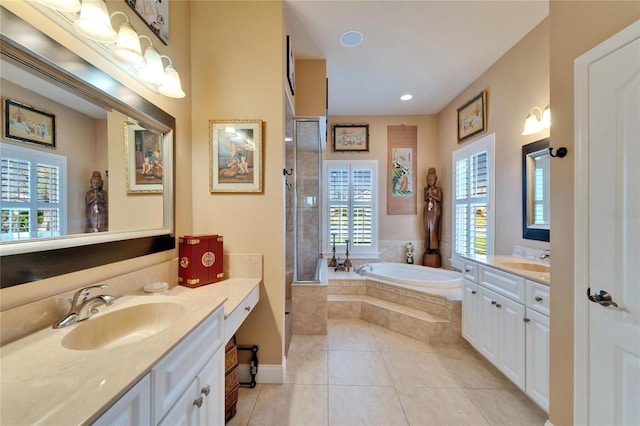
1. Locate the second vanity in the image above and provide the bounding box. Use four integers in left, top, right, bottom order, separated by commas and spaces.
460, 255, 550, 413
0, 278, 260, 425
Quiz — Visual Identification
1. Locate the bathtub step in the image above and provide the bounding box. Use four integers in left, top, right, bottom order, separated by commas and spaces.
327, 294, 461, 345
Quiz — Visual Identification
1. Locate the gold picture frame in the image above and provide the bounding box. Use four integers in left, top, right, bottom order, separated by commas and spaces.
209, 120, 263, 193
124, 122, 164, 193
457, 91, 486, 142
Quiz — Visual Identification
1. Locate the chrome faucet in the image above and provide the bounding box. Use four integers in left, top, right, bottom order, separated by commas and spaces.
539, 251, 551, 261
53, 284, 116, 329
354, 264, 373, 276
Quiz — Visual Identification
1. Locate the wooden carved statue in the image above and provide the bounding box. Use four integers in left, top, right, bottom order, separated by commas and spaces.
423, 167, 442, 267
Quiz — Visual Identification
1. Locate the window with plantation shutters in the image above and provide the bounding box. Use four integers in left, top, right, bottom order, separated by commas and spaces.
452, 134, 494, 264
1, 143, 66, 241
324, 160, 378, 257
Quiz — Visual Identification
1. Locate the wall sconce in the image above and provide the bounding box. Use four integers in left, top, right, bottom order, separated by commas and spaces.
138, 36, 165, 85
158, 55, 186, 98
73, 0, 118, 43
110, 11, 145, 68
522, 104, 550, 135
35, 0, 185, 99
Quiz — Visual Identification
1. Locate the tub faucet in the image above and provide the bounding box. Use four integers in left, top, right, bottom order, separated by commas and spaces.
354, 264, 373, 276
53, 284, 116, 329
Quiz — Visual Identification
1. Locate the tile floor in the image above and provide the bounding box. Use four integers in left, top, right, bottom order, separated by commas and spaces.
228, 319, 547, 426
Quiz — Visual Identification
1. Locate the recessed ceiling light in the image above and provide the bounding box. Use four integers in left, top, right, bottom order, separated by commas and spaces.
340, 31, 362, 47
400, 94, 413, 101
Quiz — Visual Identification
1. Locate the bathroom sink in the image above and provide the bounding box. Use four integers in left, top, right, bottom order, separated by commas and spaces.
501, 261, 550, 273
62, 301, 186, 350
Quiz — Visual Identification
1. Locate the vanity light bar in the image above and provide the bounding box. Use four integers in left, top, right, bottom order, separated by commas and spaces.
37, 0, 185, 98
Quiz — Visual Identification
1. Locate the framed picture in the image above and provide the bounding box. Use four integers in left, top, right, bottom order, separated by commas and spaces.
125, 0, 169, 45
124, 122, 164, 193
333, 124, 369, 152
210, 120, 263, 193
4, 98, 56, 148
287, 35, 295, 95
457, 91, 486, 142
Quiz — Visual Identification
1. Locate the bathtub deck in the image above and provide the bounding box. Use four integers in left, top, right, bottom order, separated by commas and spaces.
327, 277, 462, 345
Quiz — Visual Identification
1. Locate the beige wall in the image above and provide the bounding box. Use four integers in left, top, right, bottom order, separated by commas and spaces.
1, 0, 192, 309
326, 115, 437, 245
190, 1, 286, 366
548, 2, 639, 425
295, 59, 327, 117
436, 18, 551, 266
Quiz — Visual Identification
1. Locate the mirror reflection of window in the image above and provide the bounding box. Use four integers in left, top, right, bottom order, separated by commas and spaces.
531, 150, 550, 227
1, 143, 67, 241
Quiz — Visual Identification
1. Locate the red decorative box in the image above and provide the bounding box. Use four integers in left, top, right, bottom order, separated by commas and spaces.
178, 235, 224, 288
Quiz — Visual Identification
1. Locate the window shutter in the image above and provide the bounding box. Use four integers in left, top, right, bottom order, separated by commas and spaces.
324, 160, 377, 256
452, 135, 494, 260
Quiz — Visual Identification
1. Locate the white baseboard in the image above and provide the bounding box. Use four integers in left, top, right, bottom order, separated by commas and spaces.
544, 420, 553, 426
238, 363, 284, 384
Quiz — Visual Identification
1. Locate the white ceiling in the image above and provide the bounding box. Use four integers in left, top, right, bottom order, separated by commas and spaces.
284, 0, 549, 116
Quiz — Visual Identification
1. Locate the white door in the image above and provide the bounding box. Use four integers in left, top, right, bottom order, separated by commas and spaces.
576, 21, 640, 426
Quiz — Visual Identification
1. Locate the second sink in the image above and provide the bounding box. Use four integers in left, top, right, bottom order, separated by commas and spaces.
501, 261, 550, 273
62, 301, 186, 350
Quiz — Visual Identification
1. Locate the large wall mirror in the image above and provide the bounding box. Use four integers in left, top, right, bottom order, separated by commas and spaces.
522, 137, 550, 242
0, 9, 175, 287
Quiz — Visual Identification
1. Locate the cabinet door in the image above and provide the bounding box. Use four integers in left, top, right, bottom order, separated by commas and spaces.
93, 374, 151, 426
477, 286, 501, 366
158, 379, 199, 426
526, 307, 550, 412
153, 306, 224, 421
199, 348, 225, 426
462, 279, 479, 348
498, 295, 526, 390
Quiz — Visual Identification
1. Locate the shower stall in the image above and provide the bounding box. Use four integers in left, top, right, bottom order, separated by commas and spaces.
285, 118, 324, 288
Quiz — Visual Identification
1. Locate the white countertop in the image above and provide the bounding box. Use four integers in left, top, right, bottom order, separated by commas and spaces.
462, 254, 550, 285
0, 278, 260, 425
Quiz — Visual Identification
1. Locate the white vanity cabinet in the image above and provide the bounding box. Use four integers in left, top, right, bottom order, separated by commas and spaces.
154, 304, 225, 425
462, 260, 550, 411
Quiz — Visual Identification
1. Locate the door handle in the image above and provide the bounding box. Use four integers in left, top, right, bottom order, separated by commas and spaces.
587, 288, 619, 308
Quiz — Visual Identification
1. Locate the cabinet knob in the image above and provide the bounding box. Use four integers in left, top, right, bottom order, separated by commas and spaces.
471, 290, 477, 295
495, 303, 502, 308
523, 317, 530, 323
245, 305, 252, 312
201, 385, 210, 396
535, 296, 543, 302
491, 300, 497, 305
193, 397, 203, 408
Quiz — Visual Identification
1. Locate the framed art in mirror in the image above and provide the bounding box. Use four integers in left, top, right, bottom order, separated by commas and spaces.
4, 98, 56, 147
125, 122, 164, 193
209, 120, 263, 193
